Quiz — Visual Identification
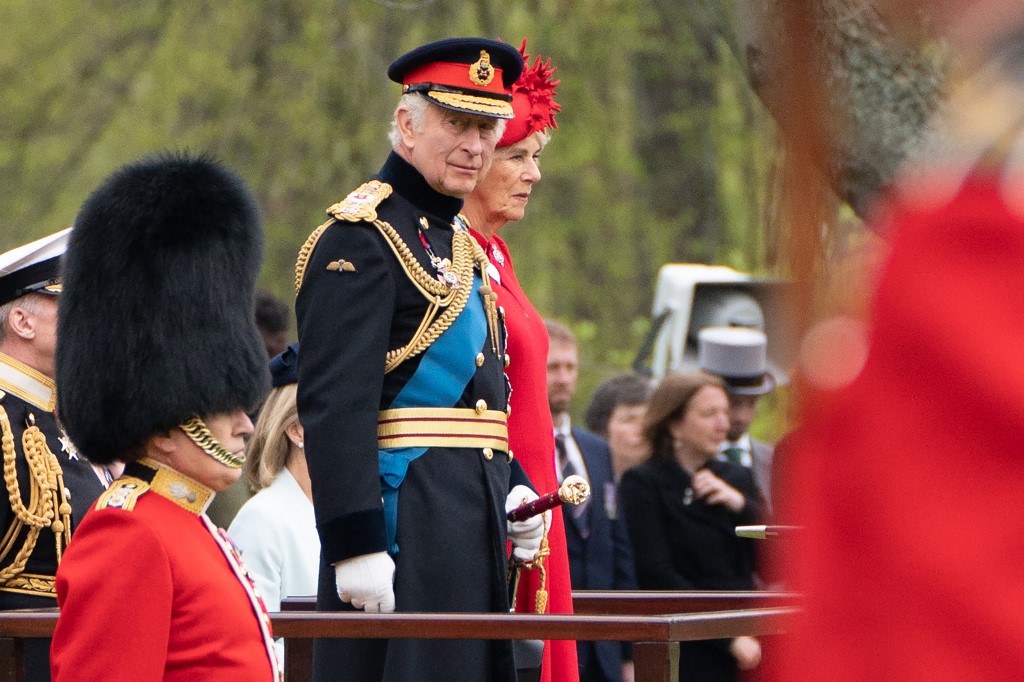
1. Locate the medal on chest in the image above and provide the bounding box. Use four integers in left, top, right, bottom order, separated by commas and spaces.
418, 217, 462, 290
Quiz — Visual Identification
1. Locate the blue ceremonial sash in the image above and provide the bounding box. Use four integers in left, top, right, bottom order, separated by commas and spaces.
379, 273, 487, 554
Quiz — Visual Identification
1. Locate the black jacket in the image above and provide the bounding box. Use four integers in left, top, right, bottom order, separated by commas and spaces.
620, 456, 761, 682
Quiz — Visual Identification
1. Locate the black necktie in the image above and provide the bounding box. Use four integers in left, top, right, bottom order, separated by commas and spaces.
555, 434, 590, 538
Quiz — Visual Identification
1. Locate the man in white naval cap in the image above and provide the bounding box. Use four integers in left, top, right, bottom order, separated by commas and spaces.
697, 326, 776, 514
0, 229, 108, 681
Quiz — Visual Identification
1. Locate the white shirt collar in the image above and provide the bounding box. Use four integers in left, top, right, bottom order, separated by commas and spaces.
552, 412, 572, 439
720, 432, 752, 453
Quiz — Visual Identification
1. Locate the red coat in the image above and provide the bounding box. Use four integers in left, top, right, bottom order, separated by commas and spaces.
774, 169, 1024, 679
472, 230, 579, 682
52, 461, 279, 681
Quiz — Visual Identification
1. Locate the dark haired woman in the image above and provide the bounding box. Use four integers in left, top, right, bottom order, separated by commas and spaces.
619, 371, 763, 680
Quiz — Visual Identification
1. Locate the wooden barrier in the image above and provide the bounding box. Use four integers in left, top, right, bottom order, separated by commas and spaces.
0, 592, 797, 682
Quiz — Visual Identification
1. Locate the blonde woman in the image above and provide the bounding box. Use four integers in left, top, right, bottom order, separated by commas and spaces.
229, 343, 319, 663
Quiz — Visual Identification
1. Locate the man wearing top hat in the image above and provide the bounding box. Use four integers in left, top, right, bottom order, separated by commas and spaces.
698, 327, 776, 514
295, 37, 545, 681
0, 229, 108, 681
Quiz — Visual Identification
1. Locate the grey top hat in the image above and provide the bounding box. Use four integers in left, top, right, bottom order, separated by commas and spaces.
697, 326, 775, 395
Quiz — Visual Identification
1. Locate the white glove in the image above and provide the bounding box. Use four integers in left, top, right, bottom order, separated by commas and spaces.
505, 485, 549, 563
334, 551, 396, 613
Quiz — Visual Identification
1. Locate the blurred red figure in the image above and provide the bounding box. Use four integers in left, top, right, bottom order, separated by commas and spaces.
776, 3, 1024, 679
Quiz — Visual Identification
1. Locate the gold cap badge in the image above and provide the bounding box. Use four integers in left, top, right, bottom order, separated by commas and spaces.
469, 50, 494, 87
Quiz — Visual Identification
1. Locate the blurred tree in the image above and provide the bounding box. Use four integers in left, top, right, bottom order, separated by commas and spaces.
1, 0, 938, 417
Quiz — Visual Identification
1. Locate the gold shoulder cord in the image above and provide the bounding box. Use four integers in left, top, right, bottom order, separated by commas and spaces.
375, 221, 468, 372
294, 217, 334, 295
0, 406, 73, 584
295, 207, 501, 373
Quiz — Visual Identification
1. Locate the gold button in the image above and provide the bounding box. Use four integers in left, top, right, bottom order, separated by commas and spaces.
507, 450, 514, 463
483, 448, 494, 460
504, 353, 511, 368
506, 404, 512, 416
475, 399, 487, 414
475, 353, 485, 367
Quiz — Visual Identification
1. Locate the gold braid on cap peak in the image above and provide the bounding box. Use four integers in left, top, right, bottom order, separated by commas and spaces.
0, 407, 72, 589
179, 416, 243, 469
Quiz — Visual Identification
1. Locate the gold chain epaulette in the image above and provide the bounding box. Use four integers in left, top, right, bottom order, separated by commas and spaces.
295, 182, 394, 294
179, 416, 243, 469
0, 406, 73, 586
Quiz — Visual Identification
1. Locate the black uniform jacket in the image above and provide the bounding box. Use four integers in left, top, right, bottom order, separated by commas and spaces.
0, 354, 106, 611
296, 152, 518, 681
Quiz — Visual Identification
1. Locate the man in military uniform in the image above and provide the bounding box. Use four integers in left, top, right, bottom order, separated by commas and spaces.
295, 37, 545, 681
0, 229, 107, 680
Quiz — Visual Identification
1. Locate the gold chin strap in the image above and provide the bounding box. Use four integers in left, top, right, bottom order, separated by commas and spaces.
0, 407, 73, 586
178, 416, 243, 469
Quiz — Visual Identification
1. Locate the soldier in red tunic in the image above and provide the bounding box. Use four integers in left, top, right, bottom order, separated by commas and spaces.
461, 39, 580, 682
50, 153, 279, 681
774, 3, 1024, 679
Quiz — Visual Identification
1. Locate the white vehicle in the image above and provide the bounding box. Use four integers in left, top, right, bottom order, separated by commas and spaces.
634, 264, 794, 383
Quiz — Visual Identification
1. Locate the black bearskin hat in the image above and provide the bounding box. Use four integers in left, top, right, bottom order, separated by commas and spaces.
56, 152, 269, 465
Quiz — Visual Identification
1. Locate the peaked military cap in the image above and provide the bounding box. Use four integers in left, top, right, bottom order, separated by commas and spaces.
388, 37, 524, 119
0, 228, 70, 305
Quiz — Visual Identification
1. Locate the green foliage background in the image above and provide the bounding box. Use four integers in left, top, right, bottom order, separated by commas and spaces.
0, 0, 780, 429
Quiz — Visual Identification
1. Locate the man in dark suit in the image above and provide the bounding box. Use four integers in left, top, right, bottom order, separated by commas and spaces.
546, 320, 636, 682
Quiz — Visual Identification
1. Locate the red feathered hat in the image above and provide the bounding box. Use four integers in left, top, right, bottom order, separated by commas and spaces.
497, 39, 561, 148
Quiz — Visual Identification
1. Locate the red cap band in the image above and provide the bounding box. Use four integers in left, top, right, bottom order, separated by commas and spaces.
403, 61, 508, 96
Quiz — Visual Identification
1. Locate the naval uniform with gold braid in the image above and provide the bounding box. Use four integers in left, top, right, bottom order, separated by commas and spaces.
51, 459, 280, 681
296, 151, 520, 681
0, 352, 105, 681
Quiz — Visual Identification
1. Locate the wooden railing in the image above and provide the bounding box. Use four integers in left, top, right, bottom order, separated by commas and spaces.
0, 591, 797, 682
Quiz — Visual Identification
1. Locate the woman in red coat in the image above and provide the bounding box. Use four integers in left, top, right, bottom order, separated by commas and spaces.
49, 153, 279, 681
461, 39, 579, 682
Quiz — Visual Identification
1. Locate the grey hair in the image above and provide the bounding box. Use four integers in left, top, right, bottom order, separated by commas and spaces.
388, 94, 507, 150
389, 94, 430, 149
0, 294, 46, 346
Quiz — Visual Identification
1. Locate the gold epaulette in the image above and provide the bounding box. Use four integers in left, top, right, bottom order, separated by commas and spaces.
327, 180, 393, 223
294, 181, 394, 294
94, 477, 150, 512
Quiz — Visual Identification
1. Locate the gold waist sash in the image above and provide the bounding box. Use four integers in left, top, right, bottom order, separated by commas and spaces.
0, 572, 56, 598
377, 407, 509, 451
